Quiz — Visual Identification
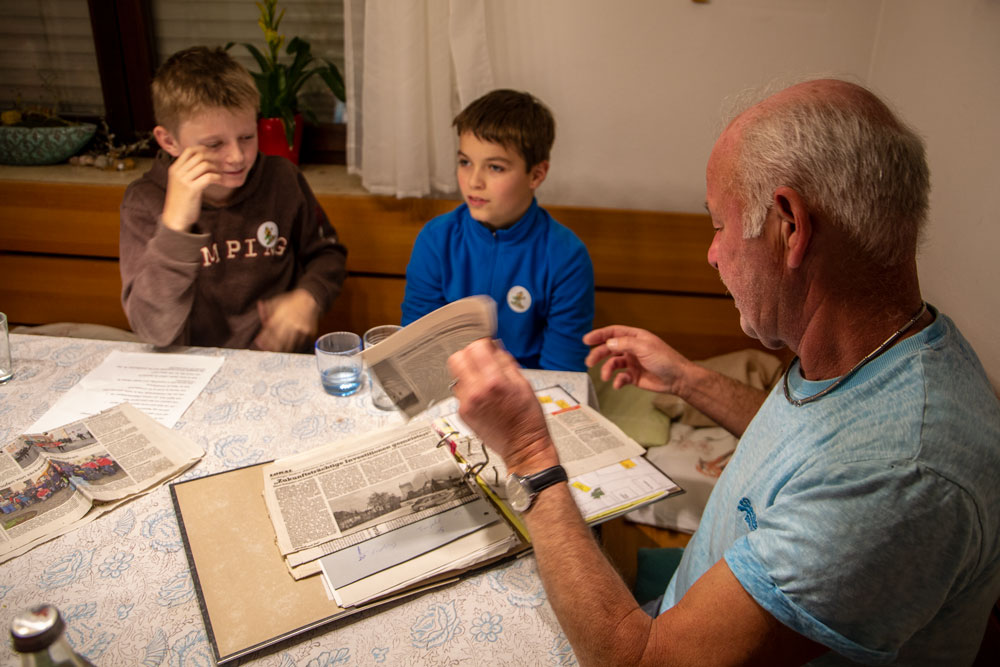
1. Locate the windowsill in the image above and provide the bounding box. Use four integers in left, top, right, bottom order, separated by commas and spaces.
0, 159, 369, 196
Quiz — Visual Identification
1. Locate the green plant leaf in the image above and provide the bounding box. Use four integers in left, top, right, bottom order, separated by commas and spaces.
239, 43, 272, 75
317, 61, 346, 103
280, 108, 296, 149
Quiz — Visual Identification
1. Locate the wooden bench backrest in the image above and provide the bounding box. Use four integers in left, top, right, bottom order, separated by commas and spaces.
0, 180, 754, 359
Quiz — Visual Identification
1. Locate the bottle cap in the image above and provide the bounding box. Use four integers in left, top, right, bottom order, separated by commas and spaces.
10, 604, 65, 653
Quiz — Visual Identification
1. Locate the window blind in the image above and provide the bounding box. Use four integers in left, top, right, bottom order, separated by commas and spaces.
150, 0, 345, 123
0, 0, 105, 116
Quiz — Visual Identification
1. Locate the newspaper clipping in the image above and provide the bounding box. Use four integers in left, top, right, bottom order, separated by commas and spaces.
362, 296, 497, 418
1, 403, 205, 563
262, 421, 481, 564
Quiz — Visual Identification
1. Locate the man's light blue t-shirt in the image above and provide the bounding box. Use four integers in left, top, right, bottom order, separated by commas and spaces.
661, 309, 1000, 665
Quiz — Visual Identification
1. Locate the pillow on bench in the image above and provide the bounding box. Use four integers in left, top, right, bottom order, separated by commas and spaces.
588, 360, 673, 448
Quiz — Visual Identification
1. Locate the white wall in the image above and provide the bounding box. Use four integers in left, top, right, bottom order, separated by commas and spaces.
483, 0, 879, 209
867, 0, 1000, 390
480, 0, 999, 388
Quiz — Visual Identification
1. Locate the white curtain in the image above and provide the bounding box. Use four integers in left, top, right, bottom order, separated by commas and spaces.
344, 0, 494, 197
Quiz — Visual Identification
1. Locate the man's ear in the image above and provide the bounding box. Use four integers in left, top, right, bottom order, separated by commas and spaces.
774, 186, 811, 269
528, 160, 549, 190
153, 125, 182, 157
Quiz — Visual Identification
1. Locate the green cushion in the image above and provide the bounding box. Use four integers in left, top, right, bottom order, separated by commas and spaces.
588, 362, 672, 447
634, 547, 685, 605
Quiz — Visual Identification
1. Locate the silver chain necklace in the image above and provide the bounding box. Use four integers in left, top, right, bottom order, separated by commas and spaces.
782, 301, 928, 407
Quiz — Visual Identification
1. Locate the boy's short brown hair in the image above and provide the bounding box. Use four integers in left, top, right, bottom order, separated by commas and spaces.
151, 46, 260, 132
453, 89, 555, 170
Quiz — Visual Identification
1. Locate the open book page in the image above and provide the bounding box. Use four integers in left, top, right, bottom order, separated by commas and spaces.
361, 296, 497, 418
1, 403, 205, 563
261, 421, 482, 559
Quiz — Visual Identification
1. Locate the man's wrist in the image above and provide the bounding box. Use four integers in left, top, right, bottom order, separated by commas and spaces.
503, 437, 560, 477
673, 358, 707, 402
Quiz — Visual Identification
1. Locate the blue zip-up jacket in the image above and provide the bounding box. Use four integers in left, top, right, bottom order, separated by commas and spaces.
402, 199, 594, 371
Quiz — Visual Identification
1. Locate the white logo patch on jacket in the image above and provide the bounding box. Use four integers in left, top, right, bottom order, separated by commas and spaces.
507, 286, 532, 313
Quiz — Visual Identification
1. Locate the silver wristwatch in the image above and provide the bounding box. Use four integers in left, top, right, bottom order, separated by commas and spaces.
505, 465, 568, 512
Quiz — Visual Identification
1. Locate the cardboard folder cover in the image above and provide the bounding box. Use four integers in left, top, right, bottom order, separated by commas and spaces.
170, 464, 455, 664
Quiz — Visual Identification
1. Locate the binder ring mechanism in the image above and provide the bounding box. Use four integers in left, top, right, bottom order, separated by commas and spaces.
436, 431, 494, 485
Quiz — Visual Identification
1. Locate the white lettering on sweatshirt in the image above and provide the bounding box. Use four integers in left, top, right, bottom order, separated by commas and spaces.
200, 237, 288, 267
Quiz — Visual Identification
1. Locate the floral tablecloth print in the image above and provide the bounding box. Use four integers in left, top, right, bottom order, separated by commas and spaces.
0, 335, 589, 666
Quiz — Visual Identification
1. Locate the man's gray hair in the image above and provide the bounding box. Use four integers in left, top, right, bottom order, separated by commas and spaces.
731, 80, 929, 266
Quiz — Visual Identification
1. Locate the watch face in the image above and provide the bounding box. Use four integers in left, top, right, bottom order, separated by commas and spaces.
505, 475, 532, 512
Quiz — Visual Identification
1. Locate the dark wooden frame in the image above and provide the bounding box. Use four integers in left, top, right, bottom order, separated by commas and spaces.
86, 0, 157, 143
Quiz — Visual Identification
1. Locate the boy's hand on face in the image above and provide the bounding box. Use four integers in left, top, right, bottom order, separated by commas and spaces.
252, 289, 322, 352
161, 146, 222, 232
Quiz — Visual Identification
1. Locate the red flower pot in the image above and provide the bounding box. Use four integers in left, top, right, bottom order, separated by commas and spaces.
258, 114, 303, 164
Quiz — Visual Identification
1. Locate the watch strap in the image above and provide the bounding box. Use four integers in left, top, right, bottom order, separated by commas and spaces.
524, 465, 568, 496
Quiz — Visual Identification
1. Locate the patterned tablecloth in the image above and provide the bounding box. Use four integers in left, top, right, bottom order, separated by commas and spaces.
0, 334, 593, 666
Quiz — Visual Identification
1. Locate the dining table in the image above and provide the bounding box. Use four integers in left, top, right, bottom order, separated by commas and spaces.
0, 333, 595, 666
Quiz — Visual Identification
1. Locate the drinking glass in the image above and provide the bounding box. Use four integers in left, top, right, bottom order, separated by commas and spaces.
0, 312, 12, 384
314, 331, 362, 396
363, 325, 402, 410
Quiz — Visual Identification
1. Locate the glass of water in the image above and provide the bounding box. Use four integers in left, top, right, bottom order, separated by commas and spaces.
363, 325, 403, 410
0, 312, 12, 384
314, 331, 362, 396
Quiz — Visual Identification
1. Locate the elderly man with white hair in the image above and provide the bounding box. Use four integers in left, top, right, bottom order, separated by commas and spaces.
448, 79, 1000, 666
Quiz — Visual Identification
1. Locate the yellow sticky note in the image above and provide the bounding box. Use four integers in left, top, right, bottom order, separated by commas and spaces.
572, 481, 591, 492
620, 459, 636, 469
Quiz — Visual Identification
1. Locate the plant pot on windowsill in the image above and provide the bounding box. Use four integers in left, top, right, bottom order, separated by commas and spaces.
258, 114, 303, 164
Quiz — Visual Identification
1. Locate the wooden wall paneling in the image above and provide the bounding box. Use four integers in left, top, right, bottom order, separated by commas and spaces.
551, 205, 724, 295
0, 182, 123, 257
0, 254, 128, 329
317, 194, 454, 275
318, 275, 406, 336
0, 179, 753, 361
594, 290, 761, 360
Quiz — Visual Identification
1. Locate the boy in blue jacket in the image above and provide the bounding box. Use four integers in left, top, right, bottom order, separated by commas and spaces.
401, 89, 594, 371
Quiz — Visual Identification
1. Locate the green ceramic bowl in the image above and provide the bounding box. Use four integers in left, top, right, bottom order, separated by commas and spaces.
0, 123, 97, 165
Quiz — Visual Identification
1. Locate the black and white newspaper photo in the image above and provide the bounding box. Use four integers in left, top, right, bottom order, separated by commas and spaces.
262, 421, 482, 566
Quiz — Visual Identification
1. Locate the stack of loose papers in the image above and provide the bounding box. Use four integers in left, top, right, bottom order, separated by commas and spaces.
261, 386, 683, 608
261, 421, 522, 607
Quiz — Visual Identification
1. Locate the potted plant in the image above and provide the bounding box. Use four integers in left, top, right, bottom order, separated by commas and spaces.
229, 0, 345, 164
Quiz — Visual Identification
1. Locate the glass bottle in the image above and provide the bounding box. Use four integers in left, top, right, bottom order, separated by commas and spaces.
9, 604, 94, 666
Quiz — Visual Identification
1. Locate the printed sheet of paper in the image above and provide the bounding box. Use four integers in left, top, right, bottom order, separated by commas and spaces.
319, 499, 500, 588
331, 521, 518, 608
30, 351, 224, 431
568, 456, 681, 523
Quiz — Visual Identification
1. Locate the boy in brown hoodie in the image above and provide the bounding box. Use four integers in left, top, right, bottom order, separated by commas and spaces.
120, 46, 346, 351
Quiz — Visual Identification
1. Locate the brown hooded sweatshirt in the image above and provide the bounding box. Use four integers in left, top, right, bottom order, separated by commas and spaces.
119, 151, 347, 349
